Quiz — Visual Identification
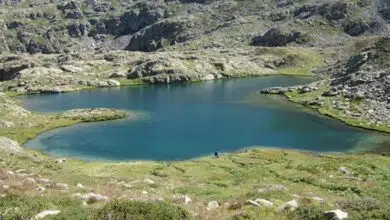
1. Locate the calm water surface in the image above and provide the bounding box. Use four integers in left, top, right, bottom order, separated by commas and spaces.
21, 76, 389, 161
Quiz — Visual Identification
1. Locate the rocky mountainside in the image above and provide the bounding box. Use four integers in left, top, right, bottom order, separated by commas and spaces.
0, 0, 390, 132
261, 37, 390, 131
0, 0, 389, 54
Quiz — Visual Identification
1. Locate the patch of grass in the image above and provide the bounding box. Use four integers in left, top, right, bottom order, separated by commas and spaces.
0, 118, 79, 144
117, 79, 145, 86
93, 200, 192, 220
0, 148, 389, 219
0, 194, 88, 220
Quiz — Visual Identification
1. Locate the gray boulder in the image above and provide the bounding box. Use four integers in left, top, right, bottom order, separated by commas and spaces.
251, 28, 307, 47
65, 9, 83, 19
126, 19, 189, 52
319, 2, 349, 20
344, 21, 369, 36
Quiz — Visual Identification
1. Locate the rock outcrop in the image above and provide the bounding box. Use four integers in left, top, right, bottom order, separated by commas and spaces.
251, 28, 307, 47
0, 0, 389, 54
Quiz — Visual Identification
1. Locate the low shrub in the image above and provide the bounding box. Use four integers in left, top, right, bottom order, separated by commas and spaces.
92, 200, 192, 220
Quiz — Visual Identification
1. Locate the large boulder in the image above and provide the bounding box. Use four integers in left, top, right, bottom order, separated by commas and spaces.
126, 19, 189, 52
344, 21, 369, 36
65, 9, 83, 19
97, 2, 166, 36
0, 137, 22, 153
0, 56, 33, 81
251, 28, 307, 47
67, 23, 89, 37
319, 2, 349, 20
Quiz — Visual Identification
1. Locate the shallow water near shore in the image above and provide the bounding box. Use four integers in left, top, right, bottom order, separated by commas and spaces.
21, 76, 390, 161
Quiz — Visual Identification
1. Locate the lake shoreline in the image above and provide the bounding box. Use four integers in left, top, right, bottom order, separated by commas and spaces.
14, 76, 390, 162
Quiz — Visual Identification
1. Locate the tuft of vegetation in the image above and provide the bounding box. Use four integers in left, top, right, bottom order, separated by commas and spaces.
92, 200, 192, 220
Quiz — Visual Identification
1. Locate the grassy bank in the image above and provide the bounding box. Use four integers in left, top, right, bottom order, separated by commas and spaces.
285, 90, 390, 134
0, 109, 129, 145
0, 148, 389, 219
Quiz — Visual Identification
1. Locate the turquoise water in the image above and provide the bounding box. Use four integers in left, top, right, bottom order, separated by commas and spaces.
21, 76, 389, 161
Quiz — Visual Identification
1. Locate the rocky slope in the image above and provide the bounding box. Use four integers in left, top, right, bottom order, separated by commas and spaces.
0, 0, 389, 54
261, 37, 390, 131
0, 1, 389, 130
0, 46, 327, 93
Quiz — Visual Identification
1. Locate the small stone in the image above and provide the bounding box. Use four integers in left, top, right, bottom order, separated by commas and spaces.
2, 185, 10, 189
184, 195, 192, 204
55, 158, 67, 164
24, 177, 36, 185
144, 178, 154, 184
36, 185, 46, 192
107, 79, 121, 87
33, 210, 61, 219
255, 199, 273, 207
324, 209, 348, 220
54, 183, 69, 190
6, 171, 15, 175
207, 201, 219, 211
76, 183, 85, 189
312, 197, 325, 202
339, 166, 350, 175
142, 191, 148, 195
278, 200, 298, 211
36, 178, 50, 184
15, 169, 27, 173
246, 200, 261, 207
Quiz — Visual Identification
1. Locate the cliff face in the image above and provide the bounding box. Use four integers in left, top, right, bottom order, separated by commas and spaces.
0, 0, 389, 54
